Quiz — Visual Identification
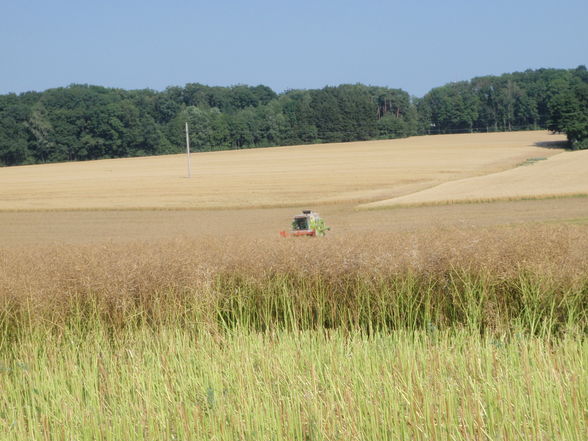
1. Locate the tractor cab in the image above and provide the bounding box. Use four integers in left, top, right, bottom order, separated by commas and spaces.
280, 210, 330, 237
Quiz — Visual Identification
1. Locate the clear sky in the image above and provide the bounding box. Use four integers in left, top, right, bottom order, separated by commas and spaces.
2, 0, 587, 97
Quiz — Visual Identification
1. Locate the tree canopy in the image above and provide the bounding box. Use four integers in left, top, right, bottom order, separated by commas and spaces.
1, 67, 586, 167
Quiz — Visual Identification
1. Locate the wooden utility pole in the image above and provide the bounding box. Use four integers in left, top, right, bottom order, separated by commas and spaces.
185, 122, 192, 178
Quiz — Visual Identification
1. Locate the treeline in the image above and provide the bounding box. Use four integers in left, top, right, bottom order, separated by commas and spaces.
418, 66, 588, 147
0, 66, 586, 166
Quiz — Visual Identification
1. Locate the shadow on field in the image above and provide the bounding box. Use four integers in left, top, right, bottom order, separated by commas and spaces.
534, 140, 569, 149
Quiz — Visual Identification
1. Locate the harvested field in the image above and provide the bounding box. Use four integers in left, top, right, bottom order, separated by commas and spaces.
1, 198, 588, 246
0, 131, 565, 211
364, 149, 588, 208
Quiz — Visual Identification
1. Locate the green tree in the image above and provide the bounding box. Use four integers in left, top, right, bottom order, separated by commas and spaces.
548, 80, 588, 149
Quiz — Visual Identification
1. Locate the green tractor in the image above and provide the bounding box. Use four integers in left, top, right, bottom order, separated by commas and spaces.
280, 210, 331, 237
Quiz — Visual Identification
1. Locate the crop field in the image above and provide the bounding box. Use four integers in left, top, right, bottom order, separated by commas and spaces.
0, 131, 567, 211
1, 197, 588, 246
364, 148, 588, 208
1, 227, 588, 440
1, 131, 587, 440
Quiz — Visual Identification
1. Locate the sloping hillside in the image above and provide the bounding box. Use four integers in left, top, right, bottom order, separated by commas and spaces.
362, 149, 588, 208
0, 131, 565, 211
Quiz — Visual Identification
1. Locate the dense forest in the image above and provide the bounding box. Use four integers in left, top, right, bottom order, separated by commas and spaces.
0, 66, 586, 166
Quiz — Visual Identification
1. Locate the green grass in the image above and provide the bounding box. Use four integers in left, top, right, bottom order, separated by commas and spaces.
0, 328, 586, 441
557, 217, 588, 225
1, 270, 586, 440
2, 268, 586, 343
518, 157, 548, 166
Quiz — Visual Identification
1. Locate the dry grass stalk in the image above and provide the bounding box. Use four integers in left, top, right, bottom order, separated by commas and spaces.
1, 225, 586, 338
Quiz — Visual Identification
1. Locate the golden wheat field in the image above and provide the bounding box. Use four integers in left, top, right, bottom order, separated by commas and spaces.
0, 131, 567, 211
364, 148, 588, 208
1, 130, 587, 246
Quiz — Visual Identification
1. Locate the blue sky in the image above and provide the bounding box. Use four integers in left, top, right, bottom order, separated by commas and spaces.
2, 0, 587, 97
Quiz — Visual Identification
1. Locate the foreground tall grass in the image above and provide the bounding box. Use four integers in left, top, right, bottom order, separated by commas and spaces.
1, 329, 586, 441
1, 225, 587, 439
